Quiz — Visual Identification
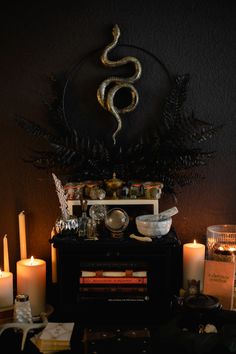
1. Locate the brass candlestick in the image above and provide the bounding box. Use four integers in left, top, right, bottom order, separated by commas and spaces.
105, 172, 124, 199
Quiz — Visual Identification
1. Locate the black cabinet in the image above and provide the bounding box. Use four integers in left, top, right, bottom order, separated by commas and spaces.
52, 229, 182, 326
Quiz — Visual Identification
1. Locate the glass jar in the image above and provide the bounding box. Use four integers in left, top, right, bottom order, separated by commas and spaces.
143, 182, 163, 199
206, 225, 236, 260
129, 181, 143, 199
206, 224, 236, 308
63, 182, 76, 200
84, 181, 103, 198
74, 183, 85, 200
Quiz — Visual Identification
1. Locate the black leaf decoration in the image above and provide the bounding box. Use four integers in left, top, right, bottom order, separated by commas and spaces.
15, 73, 222, 195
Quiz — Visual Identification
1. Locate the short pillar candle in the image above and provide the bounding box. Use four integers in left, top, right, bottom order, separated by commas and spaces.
183, 240, 205, 291
16, 257, 46, 316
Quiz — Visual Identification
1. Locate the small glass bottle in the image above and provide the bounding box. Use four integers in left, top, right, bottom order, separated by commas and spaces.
87, 218, 98, 240
78, 200, 89, 238
13, 294, 33, 323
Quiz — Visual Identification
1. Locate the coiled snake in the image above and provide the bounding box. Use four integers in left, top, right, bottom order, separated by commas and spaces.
97, 24, 142, 144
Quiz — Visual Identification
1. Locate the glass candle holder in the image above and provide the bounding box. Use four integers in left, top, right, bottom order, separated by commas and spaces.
206, 225, 236, 310
206, 225, 236, 260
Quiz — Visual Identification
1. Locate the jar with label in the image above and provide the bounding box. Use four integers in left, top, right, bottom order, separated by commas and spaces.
74, 183, 85, 200
63, 182, 76, 200
129, 181, 143, 199
13, 294, 33, 323
84, 181, 103, 198
143, 181, 163, 199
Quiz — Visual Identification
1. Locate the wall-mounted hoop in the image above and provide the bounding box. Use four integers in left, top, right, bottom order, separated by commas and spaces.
62, 43, 173, 142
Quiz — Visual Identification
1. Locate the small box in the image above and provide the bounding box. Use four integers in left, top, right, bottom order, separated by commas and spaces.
83, 326, 153, 354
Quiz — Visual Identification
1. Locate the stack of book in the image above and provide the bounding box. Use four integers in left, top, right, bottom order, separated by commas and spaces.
30, 322, 74, 353
79, 269, 148, 302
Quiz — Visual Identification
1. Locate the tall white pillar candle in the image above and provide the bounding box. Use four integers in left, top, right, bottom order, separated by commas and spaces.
16, 257, 46, 316
183, 240, 205, 291
18, 211, 27, 259
0, 270, 13, 308
3, 234, 10, 272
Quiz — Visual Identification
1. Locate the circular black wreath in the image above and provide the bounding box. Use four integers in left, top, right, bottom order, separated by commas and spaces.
15, 45, 222, 196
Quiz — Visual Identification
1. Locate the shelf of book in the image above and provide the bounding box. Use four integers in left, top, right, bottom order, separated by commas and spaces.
53, 229, 182, 324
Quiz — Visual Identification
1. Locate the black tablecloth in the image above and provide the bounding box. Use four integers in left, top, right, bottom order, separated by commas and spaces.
1, 309, 236, 354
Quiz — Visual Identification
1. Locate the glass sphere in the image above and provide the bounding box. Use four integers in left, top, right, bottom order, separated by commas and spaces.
89, 204, 107, 221
105, 208, 129, 233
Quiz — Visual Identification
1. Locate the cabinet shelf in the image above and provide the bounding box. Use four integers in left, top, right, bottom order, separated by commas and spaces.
53, 230, 181, 325
67, 198, 159, 215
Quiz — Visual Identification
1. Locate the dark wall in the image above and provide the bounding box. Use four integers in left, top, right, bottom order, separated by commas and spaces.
0, 1, 235, 281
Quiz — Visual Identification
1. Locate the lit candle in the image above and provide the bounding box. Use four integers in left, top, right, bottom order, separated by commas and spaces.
0, 269, 13, 308
213, 245, 235, 262
183, 239, 206, 291
3, 234, 10, 272
51, 227, 57, 283
18, 211, 27, 259
16, 256, 46, 316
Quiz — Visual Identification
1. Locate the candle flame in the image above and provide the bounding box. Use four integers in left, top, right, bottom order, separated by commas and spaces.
193, 239, 197, 244
0, 269, 2, 277
30, 256, 35, 265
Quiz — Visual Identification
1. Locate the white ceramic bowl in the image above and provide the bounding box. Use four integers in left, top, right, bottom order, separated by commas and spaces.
135, 214, 172, 238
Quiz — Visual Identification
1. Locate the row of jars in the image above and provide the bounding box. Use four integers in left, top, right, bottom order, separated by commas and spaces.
63, 179, 163, 200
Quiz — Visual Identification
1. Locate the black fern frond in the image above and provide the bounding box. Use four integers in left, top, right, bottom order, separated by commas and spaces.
15, 114, 62, 145
15, 72, 221, 195
160, 73, 190, 132
169, 113, 222, 145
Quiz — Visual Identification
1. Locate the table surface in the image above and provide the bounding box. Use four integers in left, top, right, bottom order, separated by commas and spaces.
1, 308, 236, 354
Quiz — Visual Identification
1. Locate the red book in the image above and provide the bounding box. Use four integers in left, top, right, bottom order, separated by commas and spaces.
79, 286, 147, 293
79, 277, 147, 284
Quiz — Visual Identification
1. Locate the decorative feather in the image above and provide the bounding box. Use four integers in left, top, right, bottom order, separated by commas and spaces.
52, 173, 70, 220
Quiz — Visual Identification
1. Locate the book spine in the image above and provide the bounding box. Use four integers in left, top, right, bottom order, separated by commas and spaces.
78, 295, 149, 302
107, 297, 149, 302
79, 286, 147, 293
80, 262, 148, 269
81, 270, 147, 277
79, 277, 147, 284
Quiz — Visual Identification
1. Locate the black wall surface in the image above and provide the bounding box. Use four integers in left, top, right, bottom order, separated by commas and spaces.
0, 1, 235, 285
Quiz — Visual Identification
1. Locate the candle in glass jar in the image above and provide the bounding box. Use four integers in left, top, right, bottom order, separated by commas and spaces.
16, 256, 46, 316
213, 246, 236, 262
183, 240, 205, 291
0, 269, 13, 308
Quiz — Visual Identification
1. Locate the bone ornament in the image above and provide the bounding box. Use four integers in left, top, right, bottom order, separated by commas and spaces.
129, 234, 152, 242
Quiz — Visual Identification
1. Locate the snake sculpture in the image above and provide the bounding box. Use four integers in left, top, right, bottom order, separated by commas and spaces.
97, 24, 142, 144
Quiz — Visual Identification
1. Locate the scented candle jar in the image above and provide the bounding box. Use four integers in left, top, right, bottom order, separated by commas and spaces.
206, 225, 236, 260
212, 246, 236, 263
206, 225, 236, 309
